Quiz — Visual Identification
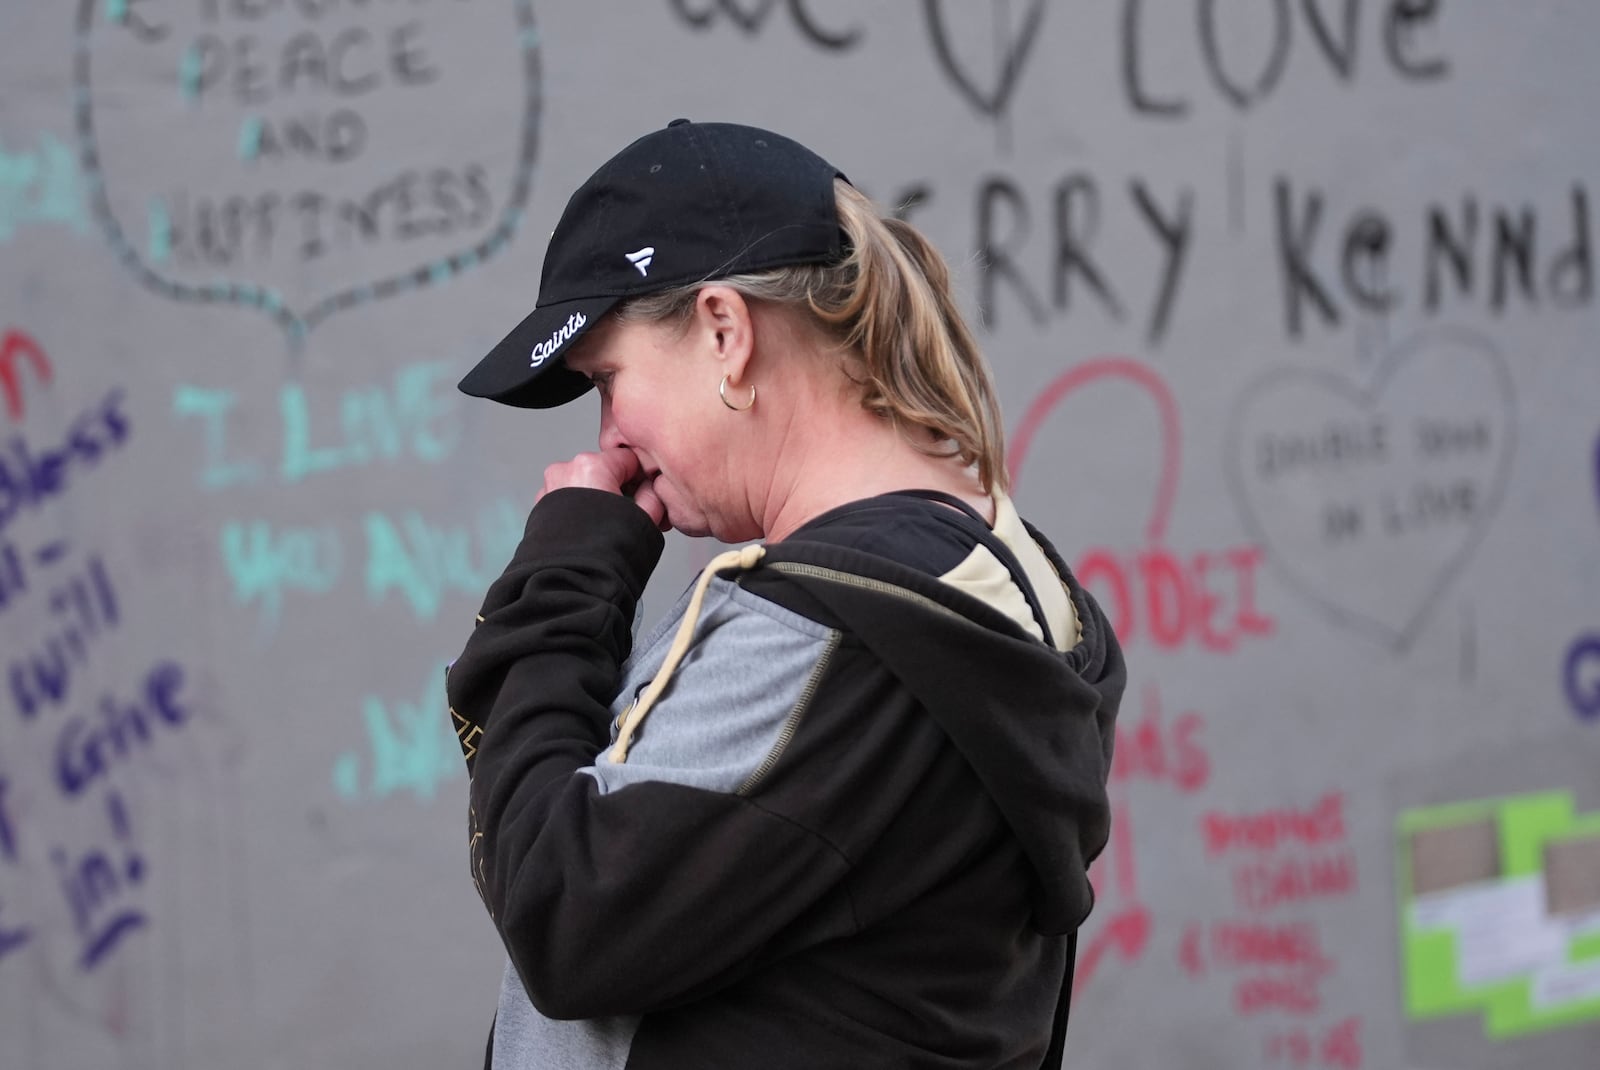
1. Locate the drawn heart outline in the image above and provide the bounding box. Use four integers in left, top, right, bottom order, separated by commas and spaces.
71, 0, 542, 348
1009, 356, 1182, 546
922, 0, 1047, 121
1223, 327, 1516, 651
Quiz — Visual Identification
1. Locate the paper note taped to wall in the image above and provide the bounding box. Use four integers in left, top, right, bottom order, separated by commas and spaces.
1398, 792, 1600, 1039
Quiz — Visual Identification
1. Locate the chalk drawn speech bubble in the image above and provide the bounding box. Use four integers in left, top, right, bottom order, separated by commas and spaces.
1224, 327, 1515, 650
73, 0, 541, 346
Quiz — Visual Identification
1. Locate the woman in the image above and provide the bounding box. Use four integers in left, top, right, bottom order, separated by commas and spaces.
448, 120, 1124, 1069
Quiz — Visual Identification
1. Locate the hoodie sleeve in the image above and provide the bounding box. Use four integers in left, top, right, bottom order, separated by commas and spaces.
446, 489, 856, 1020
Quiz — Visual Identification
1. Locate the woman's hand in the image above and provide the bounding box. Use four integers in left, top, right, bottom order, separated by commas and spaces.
538, 447, 670, 531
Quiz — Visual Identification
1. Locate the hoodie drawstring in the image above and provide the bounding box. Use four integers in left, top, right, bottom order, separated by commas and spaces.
608, 543, 767, 764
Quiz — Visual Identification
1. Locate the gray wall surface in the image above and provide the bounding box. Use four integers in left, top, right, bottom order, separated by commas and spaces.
2, 2, 1599, 1067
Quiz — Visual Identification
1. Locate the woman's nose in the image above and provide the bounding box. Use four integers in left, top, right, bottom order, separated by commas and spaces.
597, 396, 626, 451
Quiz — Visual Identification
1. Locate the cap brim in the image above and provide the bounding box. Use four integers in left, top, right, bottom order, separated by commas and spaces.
458, 294, 620, 409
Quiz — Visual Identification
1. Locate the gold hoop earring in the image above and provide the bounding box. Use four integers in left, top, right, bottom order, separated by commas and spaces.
719, 374, 756, 412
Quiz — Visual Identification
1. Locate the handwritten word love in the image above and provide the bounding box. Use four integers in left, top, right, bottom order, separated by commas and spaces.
173, 359, 458, 490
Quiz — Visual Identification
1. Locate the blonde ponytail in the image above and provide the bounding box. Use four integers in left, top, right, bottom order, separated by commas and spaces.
617, 180, 1009, 493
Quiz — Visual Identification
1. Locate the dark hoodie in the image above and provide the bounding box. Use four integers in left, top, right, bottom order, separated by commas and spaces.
446, 488, 1124, 1069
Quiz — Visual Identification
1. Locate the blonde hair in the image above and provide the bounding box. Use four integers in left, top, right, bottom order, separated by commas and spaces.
615, 180, 1009, 493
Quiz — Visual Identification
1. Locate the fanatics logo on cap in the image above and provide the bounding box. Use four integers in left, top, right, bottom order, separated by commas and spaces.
530, 311, 587, 367
625, 246, 655, 276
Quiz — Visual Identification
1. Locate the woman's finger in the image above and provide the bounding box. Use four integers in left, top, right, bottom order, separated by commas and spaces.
541, 448, 641, 497
630, 476, 670, 531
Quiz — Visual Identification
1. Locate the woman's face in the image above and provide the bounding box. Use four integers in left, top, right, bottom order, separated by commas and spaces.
565, 314, 755, 541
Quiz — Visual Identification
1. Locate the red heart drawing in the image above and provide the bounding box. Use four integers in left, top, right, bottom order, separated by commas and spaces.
1009, 356, 1182, 547
1224, 328, 1514, 650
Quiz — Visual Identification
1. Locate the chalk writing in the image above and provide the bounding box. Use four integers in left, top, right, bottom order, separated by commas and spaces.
365, 502, 523, 618
975, 172, 1194, 344
55, 659, 192, 797
1264, 1016, 1363, 1069
1226, 327, 1513, 649
6, 549, 121, 721
1567, 644, 1600, 721
1219, 801, 1358, 911
1076, 684, 1211, 996
917, 165, 1590, 346
0, 775, 28, 965
75, 0, 541, 342
0, 133, 90, 243
1204, 793, 1347, 857
1183, 919, 1337, 1015
667, 0, 861, 51
53, 791, 148, 972
1563, 432, 1600, 723
922, 0, 1045, 124
220, 497, 522, 629
331, 662, 459, 803
173, 360, 459, 491
220, 519, 342, 626
1276, 182, 1591, 339
1011, 357, 1276, 652
1122, 0, 1449, 120
1110, 683, 1210, 794
1173, 783, 1359, 1038
1235, 852, 1357, 907
0, 389, 131, 535
0, 361, 202, 988
0, 330, 54, 424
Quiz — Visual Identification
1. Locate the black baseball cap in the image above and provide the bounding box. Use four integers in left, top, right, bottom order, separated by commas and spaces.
459, 119, 850, 408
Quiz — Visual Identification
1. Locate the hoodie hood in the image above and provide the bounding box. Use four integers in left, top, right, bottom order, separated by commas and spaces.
755, 537, 1125, 935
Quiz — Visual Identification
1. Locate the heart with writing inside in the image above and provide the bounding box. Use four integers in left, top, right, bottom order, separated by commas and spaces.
1224, 328, 1514, 649
73, 0, 541, 347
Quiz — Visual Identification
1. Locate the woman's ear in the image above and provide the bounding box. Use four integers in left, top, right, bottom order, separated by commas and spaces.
694, 285, 755, 381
